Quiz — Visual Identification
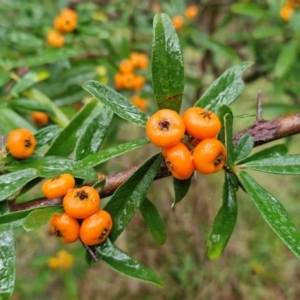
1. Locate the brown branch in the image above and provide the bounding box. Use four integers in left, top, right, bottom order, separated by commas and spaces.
9, 112, 300, 212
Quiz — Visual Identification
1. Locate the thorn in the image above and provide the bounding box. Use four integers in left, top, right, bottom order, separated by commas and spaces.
80, 239, 98, 262
256, 90, 263, 121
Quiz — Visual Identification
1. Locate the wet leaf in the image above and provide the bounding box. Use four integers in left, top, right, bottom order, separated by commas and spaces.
239, 171, 300, 259
195, 62, 252, 112
140, 198, 167, 245
83, 80, 148, 127
34, 125, 62, 149
0, 169, 39, 202
23, 206, 64, 232
234, 134, 254, 161
105, 154, 162, 242
94, 239, 163, 286
206, 173, 238, 259
152, 13, 184, 113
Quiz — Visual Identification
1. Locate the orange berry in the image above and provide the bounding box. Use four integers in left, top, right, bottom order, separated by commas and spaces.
193, 139, 226, 174
30, 111, 49, 127
54, 8, 77, 33
119, 59, 134, 74
42, 174, 75, 199
63, 186, 100, 219
50, 213, 80, 244
162, 142, 194, 180
172, 15, 184, 30
122, 73, 135, 89
146, 109, 185, 148
6, 128, 36, 159
80, 210, 113, 246
114, 73, 124, 90
280, 5, 294, 21
132, 75, 145, 91
47, 30, 65, 48
130, 53, 148, 70
60, 8, 78, 21
182, 107, 221, 140
185, 5, 198, 19
130, 95, 147, 111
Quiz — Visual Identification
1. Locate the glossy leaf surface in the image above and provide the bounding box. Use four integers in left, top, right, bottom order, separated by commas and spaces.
234, 134, 254, 161
34, 125, 62, 149
152, 13, 184, 113
206, 173, 238, 259
105, 154, 162, 242
195, 62, 252, 112
83, 80, 148, 127
172, 177, 192, 207
0, 169, 39, 202
94, 239, 163, 286
140, 198, 167, 245
0, 209, 36, 232
239, 171, 300, 259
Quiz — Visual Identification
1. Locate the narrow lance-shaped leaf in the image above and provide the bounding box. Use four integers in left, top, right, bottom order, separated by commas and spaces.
152, 13, 184, 113
83, 80, 148, 127
234, 134, 254, 161
195, 62, 252, 112
74, 105, 113, 161
34, 125, 62, 150
242, 155, 300, 175
93, 239, 163, 287
218, 105, 234, 168
238, 171, 300, 259
140, 198, 167, 245
0, 201, 16, 299
46, 99, 102, 156
172, 177, 191, 207
23, 207, 64, 232
105, 154, 163, 242
0, 169, 39, 202
74, 138, 149, 170
206, 173, 238, 259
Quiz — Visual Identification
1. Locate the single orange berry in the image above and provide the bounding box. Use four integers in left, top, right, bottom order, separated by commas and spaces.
50, 213, 80, 244
42, 174, 75, 199
114, 73, 124, 90
6, 128, 36, 159
60, 8, 78, 21
182, 107, 221, 140
63, 186, 100, 219
80, 210, 113, 246
47, 30, 65, 48
130, 95, 147, 111
185, 5, 198, 19
146, 109, 185, 148
54, 8, 77, 33
122, 73, 135, 89
119, 59, 134, 74
193, 139, 226, 174
132, 75, 145, 91
30, 111, 49, 127
162, 142, 194, 180
172, 15, 184, 30
280, 5, 294, 21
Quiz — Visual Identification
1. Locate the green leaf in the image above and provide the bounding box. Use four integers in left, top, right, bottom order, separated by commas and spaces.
234, 134, 254, 161
34, 125, 62, 150
236, 144, 288, 165
0, 201, 16, 299
74, 138, 149, 170
140, 198, 167, 245
151, 13, 184, 113
0, 169, 39, 202
83, 81, 148, 127
172, 177, 191, 207
242, 155, 300, 175
275, 41, 297, 78
74, 105, 113, 160
105, 154, 162, 242
46, 99, 102, 156
9, 99, 51, 114
94, 239, 163, 286
231, 3, 271, 18
238, 171, 300, 260
0, 208, 36, 232
206, 173, 238, 259
195, 62, 252, 112
6, 157, 96, 180
1, 48, 81, 68
218, 105, 234, 168
23, 206, 64, 232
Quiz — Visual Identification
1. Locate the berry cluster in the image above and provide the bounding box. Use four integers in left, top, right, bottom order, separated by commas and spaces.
146, 108, 226, 180
47, 250, 74, 270
172, 5, 198, 31
47, 8, 78, 48
42, 175, 112, 246
280, 0, 300, 21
